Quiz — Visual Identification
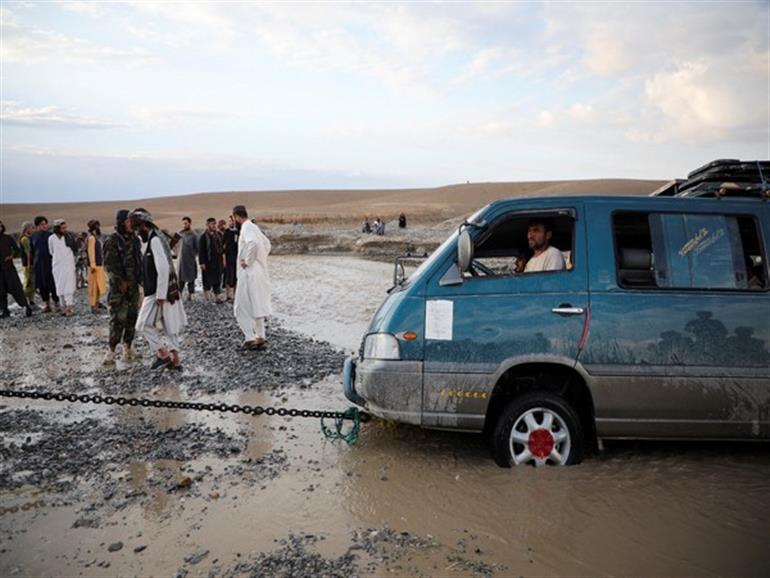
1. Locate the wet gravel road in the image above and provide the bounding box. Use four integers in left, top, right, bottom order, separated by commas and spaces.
1, 255, 769, 577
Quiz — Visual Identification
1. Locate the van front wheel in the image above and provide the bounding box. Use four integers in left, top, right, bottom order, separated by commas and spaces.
492, 392, 584, 467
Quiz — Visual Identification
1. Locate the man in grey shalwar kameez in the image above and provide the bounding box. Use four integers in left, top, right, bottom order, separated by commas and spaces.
131, 209, 187, 371
174, 216, 198, 301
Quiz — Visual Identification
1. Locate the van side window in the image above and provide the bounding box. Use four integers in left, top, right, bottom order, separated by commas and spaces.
613, 211, 766, 290
471, 213, 574, 277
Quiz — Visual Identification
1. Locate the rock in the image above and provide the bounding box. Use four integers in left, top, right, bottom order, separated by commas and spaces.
184, 548, 209, 565
134, 545, 147, 553
107, 542, 123, 553
176, 477, 193, 490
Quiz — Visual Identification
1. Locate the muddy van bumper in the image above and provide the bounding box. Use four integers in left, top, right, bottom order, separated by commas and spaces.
342, 357, 367, 407
343, 357, 423, 425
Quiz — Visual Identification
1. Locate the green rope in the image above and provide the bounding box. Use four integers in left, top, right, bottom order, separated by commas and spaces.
321, 407, 361, 446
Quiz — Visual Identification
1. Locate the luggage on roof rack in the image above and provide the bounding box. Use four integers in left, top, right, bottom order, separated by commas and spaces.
650, 159, 770, 199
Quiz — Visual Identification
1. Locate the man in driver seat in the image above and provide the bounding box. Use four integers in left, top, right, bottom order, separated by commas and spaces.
522, 218, 565, 272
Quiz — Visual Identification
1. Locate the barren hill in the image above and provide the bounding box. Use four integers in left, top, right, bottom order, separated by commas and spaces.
1, 179, 664, 233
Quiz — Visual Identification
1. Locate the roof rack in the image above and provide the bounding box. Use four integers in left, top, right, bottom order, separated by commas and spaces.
650, 159, 770, 199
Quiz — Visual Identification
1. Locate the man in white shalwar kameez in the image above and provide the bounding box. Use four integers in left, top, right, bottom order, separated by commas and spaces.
48, 219, 77, 316
129, 209, 188, 370
232, 205, 272, 350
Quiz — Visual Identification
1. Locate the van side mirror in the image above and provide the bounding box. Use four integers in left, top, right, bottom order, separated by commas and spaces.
458, 229, 473, 273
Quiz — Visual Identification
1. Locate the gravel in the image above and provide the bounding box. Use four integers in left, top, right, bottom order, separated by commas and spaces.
0, 409, 255, 492
2, 299, 345, 396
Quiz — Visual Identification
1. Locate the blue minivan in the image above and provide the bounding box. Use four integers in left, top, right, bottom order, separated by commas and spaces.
343, 161, 770, 466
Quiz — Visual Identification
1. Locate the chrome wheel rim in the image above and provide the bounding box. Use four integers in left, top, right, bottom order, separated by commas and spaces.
510, 407, 571, 467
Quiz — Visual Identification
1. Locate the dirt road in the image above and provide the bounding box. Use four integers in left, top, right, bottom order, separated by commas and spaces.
1, 256, 768, 577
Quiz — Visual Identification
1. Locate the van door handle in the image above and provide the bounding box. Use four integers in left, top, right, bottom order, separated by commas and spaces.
551, 306, 585, 316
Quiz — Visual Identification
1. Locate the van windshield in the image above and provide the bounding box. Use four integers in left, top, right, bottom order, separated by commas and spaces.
403, 231, 458, 287
401, 207, 488, 287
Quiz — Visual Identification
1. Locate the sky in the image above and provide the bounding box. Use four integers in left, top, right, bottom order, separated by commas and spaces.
1, 0, 768, 203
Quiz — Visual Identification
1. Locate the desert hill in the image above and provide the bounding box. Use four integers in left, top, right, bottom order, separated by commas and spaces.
1, 179, 664, 233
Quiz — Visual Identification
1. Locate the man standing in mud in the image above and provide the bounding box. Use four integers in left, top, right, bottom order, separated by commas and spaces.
199, 217, 225, 304
0, 220, 33, 318
19, 221, 36, 307
48, 219, 77, 317
30, 216, 59, 313
131, 209, 187, 370
86, 220, 107, 313
174, 216, 198, 301
102, 210, 142, 365
222, 215, 239, 302
232, 205, 272, 350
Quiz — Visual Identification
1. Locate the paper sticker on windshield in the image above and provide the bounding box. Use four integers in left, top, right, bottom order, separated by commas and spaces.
425, 300, 453, 341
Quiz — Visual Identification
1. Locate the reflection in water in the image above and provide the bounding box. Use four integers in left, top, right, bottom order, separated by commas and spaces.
239, 389, 274, 460
127, 459, 182, 518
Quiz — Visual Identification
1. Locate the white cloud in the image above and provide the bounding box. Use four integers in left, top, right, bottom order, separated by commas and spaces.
569, 103, 594, 122
130, 106, 230, 129
0, 101, 126, 129
59, 1, 103, 17
628, 59, 768, 144
538, 110, 554, 127
0, 7, 154, 64
581, 28, 628, 76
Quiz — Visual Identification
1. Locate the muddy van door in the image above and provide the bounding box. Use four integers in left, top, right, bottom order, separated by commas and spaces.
421, 204, 589, 430
582, 200, 770, 439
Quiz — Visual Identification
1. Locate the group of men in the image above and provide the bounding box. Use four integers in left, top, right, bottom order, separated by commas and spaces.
171, 215, 240, 304
0, 216, 108, 318
0, 205, 273, 371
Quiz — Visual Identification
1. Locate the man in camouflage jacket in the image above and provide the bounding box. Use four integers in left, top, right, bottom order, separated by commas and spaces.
102, 209, 142, 365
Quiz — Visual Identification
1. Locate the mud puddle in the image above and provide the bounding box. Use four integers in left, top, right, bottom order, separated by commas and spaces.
2, 255, 769, 577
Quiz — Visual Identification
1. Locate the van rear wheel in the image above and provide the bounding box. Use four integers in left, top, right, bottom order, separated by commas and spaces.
492, 392, 584, 467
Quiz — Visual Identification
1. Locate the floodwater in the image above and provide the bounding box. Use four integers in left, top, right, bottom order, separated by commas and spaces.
2, 255, 769, 577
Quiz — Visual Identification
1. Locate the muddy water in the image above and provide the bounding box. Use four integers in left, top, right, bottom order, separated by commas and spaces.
2, 255, 769, 577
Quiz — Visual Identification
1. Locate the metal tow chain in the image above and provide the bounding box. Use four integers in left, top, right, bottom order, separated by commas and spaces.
0, 389, 362, 445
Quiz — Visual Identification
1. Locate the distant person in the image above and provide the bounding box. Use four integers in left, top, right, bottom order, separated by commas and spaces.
362, 218, 372, 234
48, 219, 78, 316
375, 218, 385, 236
76, 232, 88, 289
232, 205, 272, 351
0, 220, 32, 318
87, 219, 107, 313
102, 209, 142, 365
19, 221, 35, 307
398, 213, 407, 229
222, 215, 239, 302
175, 216, 198, 301
130, 209, 187, 371
523, 219, 565, 273
30, 216, 59, 313
199, 217, 225, 304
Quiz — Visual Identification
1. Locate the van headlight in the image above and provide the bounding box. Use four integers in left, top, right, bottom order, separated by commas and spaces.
363, 333, 400, 360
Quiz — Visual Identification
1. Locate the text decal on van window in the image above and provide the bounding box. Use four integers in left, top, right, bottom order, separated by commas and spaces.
651, 213, 746, 289
678, 227, 725, 258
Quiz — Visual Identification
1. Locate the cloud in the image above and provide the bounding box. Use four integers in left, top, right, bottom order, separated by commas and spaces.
569, 103, 594, 122
0, 7, 154, 65
58, 1, 103, 17
581, 29, 628, 76
120, 2, 474, 96
627, 59, 768, 144
0, 101, 127, 129
130, 106, 231, 129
